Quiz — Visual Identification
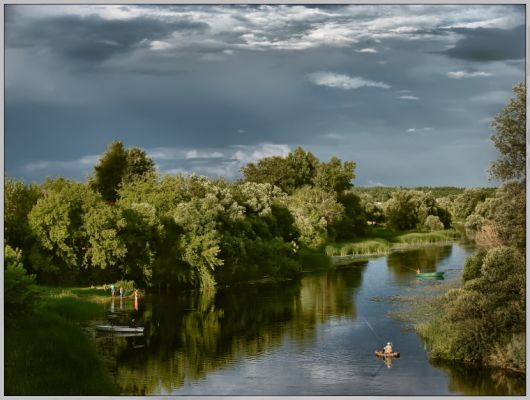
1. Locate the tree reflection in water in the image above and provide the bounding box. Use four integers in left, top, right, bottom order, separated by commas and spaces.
431, 359, 525, 396
386, 245, 453, 283
97, 264, 367, 394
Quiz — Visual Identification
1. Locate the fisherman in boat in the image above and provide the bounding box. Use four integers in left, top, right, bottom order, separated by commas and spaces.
384, 342, 393, 354
416, 268, 421, 274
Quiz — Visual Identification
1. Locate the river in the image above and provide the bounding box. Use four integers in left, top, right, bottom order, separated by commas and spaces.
94, 243, 525, 395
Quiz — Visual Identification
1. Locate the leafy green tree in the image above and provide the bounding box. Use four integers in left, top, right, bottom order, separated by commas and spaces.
119, 202, 165, 287
286, 147, 319, 189
489, 83, 526, 182
331, 192, 367, 240
241, 156, 293, 193
242, 147, 356, 195
124, 147, 156, 182
4, 246, 39, 324
423, 215, 444, 231
359, 193, 385, 225
384, 190, 420, 230
83, 202, 127, 270
313, 157, 355, 193
90, 141, 156, 202
90, 141, 128, 202
489, 181, 525, 250
28, 180, 100, 275
287, 187, 344, 249
4, 177, 41, 267
453, 188, 494, 219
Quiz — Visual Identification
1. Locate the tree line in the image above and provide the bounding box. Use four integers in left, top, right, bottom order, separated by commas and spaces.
5, 138, 461, 291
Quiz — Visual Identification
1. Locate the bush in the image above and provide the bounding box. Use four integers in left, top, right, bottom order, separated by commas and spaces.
113, 279, 136, 294
418, 246, 525, 368
423, 215, 444, 231
4, 246, 39, 324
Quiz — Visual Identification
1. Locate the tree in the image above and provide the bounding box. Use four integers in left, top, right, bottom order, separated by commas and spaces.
90, 141, 128, 202
313, 157, 356, 193
90, 141, 156, 202
4, 246, 39, 324
384, 190, 420, 230
287, 187, 344, 249
332, 192, 367, 240
489, 82, 526, 182
28, 180, 100, 279
286, 147, 319, 189
124, 147, 156, 182
4, 177, 41, 264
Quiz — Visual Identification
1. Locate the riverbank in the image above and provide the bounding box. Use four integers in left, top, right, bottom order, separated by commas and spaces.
326, 229, 459, 266
387, 265, 526, 376
4, 287, 120, 395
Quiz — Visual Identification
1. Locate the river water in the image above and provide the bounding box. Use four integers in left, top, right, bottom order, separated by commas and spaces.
94, 243, 525, 395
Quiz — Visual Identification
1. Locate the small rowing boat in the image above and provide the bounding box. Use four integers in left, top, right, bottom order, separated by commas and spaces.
416, 271, 444, 278
95, 325, 144, 334
374, 350, 400, 358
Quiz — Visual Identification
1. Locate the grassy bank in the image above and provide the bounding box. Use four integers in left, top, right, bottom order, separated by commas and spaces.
326, 229, 459, 260
5, 287, 120, 395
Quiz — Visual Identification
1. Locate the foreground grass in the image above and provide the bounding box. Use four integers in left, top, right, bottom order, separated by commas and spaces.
5, 311, 119, 395
5, 289, 119, 395
326, 229, 460, 258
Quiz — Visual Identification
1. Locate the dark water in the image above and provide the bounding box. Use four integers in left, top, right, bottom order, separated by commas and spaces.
94, 244, 525, 395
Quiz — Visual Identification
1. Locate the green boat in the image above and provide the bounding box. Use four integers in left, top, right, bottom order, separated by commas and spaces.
416, 271, 444, 278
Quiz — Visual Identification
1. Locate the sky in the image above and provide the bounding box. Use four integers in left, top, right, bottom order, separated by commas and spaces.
5, 4, 526, 187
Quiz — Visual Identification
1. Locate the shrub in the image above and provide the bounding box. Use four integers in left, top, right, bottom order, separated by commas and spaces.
4, 246, 39, 324
424, 215, 444, 231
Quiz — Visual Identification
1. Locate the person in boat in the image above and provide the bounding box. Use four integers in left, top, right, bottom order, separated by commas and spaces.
384, 342, 393, 354
416, 268, 421, 274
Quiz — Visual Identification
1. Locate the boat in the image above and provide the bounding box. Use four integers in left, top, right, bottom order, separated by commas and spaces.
374, 350, 400, 358
95, 325, 144, 334
416, 271, 444, 278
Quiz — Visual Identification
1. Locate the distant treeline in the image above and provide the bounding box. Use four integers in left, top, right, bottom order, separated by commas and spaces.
352, 186, 496, 203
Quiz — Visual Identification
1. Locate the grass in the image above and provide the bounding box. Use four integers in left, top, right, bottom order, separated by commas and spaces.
298, 247, 332, 271
37, 296, 107, 323
36, 285, 113, 303
5, 285, 121, 395
327, 229, 460, 258
5, 311, 119, 395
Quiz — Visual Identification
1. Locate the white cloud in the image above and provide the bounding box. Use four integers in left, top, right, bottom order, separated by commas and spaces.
308, 72, 390, 90
185, 150, 225, 159
407, 127, 434, 133
150, 40, 172, 51
23, 155, 99, 173
356, 48, 378, 53
367, 179, 387, 187
447, 70, 493, 79
232, 143, 291, 165
12, 5, 524, 57
399, 95, 420, 100
150, 143, 291, 179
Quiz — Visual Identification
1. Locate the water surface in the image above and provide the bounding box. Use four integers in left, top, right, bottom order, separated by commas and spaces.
94, 244, 525, 395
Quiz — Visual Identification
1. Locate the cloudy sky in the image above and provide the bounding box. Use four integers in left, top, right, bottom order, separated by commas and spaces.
5, 4, 525, 187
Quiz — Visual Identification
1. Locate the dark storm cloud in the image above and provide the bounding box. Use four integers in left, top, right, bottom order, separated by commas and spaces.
4, 5, 526, 186
441, 25, 525, 61
6, 12, 209, 64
